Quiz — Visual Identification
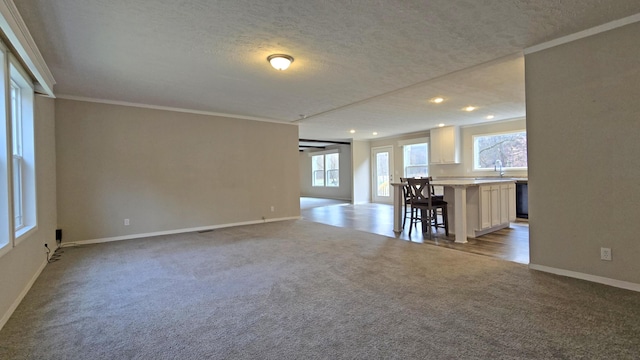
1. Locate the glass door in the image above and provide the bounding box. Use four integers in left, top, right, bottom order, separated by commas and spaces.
372, 146, 394, 204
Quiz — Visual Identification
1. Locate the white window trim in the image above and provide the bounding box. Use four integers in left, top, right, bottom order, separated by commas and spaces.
0, 42, 10, 256
472, 129, 527, 172
401, 140, 430, 178
310, 151, 340, 187
9, 53, 37, 245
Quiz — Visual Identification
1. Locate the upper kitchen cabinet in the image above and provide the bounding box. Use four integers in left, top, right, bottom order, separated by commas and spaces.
430, 126, 460, 164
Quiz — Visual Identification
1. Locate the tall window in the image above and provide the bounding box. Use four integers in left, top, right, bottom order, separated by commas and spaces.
0, 49, 8, 253
473, 131, 527, 170
311, 153, 340, 187
403, 143, 428, 178
0, 40, 37, 256
11, 81, 23, 229
312, 155, 324, 186
9, 56, 36, 240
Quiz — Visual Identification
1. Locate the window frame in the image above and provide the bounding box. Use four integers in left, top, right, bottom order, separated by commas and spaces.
399, 137, 430, 178
0, 45, 9, 257
402, 142, 429, 178
8, 53, 37, 244
472, 130, 528, 172
310, 150, 340, 188
311, 154, 325, 187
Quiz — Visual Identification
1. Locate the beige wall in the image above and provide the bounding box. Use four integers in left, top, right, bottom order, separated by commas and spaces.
351, 140, 371, 204
526, 22, 640, 284
56, 99, 300, 243
0, 96, 57, 327
299, 144, 352, 200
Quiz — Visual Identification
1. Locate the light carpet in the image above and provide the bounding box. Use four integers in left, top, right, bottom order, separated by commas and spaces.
1, 220, 639, 359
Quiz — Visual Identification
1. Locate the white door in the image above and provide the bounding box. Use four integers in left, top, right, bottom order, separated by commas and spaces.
372, 146, 394, 204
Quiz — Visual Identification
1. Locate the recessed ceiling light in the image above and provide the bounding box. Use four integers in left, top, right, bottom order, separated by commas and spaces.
438, 123, 445, 127
463, 106, 476, 112
267, 54, 294, 70
486, 115, 495, 120
349, 129, 356, 134
372, 132, 378, 136
430, 97, 444, 104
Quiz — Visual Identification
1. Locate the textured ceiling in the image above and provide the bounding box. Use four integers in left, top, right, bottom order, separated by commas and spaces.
13, 0, 640, 140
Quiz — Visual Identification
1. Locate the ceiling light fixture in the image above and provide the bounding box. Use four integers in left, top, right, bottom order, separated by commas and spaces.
438, 123, 445, 127
372, 132, 378, 136
486, 115, 495, 120
349, 129, 356, 134
267, 54, 294, 70
430, 97, 444, 104
463, 106, 476, 112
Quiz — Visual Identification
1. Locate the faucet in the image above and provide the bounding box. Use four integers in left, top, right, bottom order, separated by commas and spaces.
494, 160, 504, 177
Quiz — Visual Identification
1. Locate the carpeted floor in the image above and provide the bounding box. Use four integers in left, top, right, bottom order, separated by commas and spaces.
1, 220, 639, 359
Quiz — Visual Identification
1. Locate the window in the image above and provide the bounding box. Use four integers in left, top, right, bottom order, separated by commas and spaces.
403, 143, 428, 178
312, 155, 324, 186
311, 153, 340, 187
473, 131, 527, 170
0, 48, 8, 254
9, 56, 37, 241
11, 81, 23, 229
0, 37, 39, 257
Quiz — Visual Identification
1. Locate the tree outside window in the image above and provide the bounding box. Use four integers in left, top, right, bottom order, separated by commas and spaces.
311, 153, 339, 187
403, 143, 428, 178
473, 131, 527, 170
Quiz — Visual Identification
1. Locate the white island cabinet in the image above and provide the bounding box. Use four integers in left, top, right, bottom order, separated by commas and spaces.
472, 183, 517, 237
392, 179, 516, 243
430, 126, 460, 164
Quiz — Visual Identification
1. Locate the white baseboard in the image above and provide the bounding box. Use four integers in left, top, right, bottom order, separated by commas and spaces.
529, 264, 640, 292
61, 216, 302, 247
0, 258, 48, 331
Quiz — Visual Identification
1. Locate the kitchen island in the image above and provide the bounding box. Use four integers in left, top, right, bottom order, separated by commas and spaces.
392, 178, 516, 243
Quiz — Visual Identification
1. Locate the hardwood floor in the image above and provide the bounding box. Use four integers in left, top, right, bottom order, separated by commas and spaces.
300, 197, 529, 264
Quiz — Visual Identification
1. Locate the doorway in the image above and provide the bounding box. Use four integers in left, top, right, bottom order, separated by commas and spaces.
371, 146, 394, 204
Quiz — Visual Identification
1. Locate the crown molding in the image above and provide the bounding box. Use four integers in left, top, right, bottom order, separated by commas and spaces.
0, 0, 55, 97
525, 12, 640, 55
56, 94, 299, 126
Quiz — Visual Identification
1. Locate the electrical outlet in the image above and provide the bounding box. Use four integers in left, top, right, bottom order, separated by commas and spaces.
600, 247, 612, 261
124, 219, 130, 226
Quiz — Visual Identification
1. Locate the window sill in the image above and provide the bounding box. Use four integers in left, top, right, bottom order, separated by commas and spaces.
15, 224, 37, 246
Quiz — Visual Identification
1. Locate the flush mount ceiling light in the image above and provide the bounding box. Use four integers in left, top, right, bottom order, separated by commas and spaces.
267, 54, 294, 71
463, 106, 476, 112
430, 97, 444, 104
349, 129, 356, 134
486, 115, 495, 120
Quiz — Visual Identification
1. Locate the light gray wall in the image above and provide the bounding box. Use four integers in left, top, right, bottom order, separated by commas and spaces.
526, 22, 640, 284
351, 140, 371, 204
299, 144, 352, 200
55, 99, 300, 243
0, 96, 57, 328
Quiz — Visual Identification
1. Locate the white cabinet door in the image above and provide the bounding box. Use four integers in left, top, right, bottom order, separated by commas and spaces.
490, 185, 501, 227
500, 184, 510, 224
430, 126, 460, 164
508, 183, 516, 222
479, 185, 492, 229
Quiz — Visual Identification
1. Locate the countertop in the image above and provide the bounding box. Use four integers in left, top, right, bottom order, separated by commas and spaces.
430, 179, 516, 186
